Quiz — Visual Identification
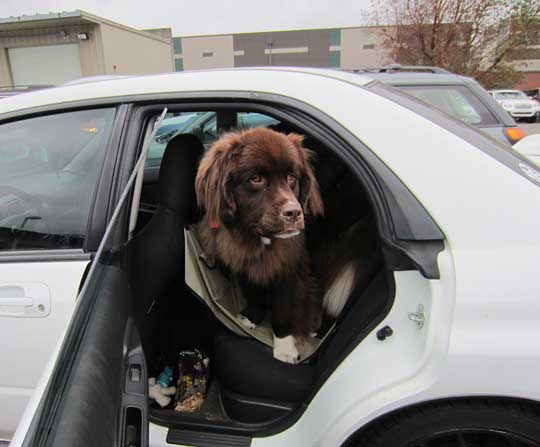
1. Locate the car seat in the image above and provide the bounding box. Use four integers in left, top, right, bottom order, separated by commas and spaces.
127, 133, 205, 359
214, 264, 391, 423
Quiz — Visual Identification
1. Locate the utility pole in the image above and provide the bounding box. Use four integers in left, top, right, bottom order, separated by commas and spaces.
266, 40, 274, 65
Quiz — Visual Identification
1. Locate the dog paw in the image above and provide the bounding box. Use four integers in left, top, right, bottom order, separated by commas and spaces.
273, 335, 300, 364
238, 314, 256, 330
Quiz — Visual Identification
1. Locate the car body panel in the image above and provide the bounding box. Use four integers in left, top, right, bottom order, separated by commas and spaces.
0, 259, 88, 441
513, 134, 540, 166
5, 68, 540, 447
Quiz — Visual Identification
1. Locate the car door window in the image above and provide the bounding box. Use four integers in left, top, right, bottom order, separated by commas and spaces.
145, 111, 281, 170
398, 85, 499, 125
238, 112, 280, 129
0, 108, 116, 251
146, 112, 204, 168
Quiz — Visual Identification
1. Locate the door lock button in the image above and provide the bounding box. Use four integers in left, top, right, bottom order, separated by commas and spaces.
129, 365, 141, 383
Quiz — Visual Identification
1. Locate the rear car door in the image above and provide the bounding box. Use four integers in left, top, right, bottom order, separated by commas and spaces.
0, 106, 126, 441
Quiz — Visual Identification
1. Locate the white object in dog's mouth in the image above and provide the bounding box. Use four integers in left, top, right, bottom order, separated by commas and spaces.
260, 230, 300, 245
273, 230, 300, 239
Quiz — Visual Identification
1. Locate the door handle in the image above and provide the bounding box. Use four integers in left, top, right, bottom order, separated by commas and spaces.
0, 283, 50, 317
0, 297, 33, 306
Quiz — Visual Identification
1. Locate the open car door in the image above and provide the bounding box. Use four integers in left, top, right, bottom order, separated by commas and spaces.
10, 110, 168, 447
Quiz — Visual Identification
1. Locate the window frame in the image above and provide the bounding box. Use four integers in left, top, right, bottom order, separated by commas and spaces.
0, 104, 129, 261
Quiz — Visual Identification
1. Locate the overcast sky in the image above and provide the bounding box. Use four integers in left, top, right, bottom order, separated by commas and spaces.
1, 0, 372, 37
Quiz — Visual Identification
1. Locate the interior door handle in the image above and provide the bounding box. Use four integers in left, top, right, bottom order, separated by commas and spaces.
0, 283, 50, 317
0, 297, 33, 306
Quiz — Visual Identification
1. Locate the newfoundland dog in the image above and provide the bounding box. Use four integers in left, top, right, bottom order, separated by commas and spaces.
194, 127, 324, 363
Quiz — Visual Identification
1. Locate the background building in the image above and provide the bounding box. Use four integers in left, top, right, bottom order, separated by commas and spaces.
172, 26, 390, 72
1, 10, 538, 90
172, 26, 540, 90
0, 10, 174, 86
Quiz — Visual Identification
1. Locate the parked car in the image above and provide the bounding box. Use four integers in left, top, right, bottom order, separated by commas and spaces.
514, 134, 540, 166
351, 65, 528, 145
523, 87, 540, 104
3, 68, 540, 447
489, 89, 540, 123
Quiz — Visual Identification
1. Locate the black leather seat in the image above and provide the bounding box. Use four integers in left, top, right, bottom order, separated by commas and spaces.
214, 268, 391, 422
127, 134, 204, 358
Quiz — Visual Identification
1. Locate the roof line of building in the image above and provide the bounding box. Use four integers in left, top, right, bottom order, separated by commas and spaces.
0, 9, 171, 44
77, 10, 171, 44
175, 23, 387, 39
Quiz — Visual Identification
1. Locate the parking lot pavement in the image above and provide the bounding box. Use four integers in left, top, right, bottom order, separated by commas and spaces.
522, 123, 540, 135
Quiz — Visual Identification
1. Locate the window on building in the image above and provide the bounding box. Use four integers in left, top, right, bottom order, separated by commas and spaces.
363, 44, 375, 50
202, 52, 214, 57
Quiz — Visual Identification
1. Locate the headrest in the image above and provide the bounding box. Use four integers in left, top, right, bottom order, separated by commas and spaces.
158, 133, 205, 219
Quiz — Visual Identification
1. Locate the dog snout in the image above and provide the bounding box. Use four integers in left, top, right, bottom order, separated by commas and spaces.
280, 201, 302, 223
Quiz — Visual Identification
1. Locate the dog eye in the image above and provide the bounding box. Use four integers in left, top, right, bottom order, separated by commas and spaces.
249, 175, 264, 184
287, 174, 297, 184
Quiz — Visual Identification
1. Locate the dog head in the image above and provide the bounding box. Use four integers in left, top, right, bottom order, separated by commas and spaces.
195, 127, 323, 241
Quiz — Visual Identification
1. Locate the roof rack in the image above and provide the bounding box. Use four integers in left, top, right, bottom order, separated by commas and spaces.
351, 64, 451, 74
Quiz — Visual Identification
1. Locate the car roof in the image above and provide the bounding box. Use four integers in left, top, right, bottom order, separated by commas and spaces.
0, 67, 372, 116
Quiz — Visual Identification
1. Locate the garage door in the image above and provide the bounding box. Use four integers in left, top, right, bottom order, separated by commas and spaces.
8, 44, 82, 86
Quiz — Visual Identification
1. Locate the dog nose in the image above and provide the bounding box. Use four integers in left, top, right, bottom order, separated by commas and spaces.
281, 202, 302, 221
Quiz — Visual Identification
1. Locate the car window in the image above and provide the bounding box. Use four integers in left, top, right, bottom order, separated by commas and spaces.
238, 112, 280, 129
397, 85, 499, 126
146, 112, 204, 168
0, 108, 115, 251
493, 91, 527, 100
146, 111, 281, 169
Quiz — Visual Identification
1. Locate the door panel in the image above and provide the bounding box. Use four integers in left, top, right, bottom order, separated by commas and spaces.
0, 107, 120, 441
0, 259, 88, 441
19, 263, 148, 447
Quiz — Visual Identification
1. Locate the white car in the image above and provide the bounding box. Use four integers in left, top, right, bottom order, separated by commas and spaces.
514, 133, 540, 166
489, 89, 540, 123
3, 68, 540, 447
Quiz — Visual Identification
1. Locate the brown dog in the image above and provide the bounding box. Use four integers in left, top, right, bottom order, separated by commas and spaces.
195, 127, 324, 363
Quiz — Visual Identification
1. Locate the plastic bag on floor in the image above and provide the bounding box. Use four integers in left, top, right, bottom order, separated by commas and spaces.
174, 349, 210, 412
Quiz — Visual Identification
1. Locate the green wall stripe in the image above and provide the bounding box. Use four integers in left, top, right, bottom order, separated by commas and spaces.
330, 29, 341, 46
173, 37, 182, 55
329, 51, 340, 67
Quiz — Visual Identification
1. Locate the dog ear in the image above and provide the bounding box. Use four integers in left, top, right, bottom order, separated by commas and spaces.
287, 133, 324, 217
195, 133, 239, 227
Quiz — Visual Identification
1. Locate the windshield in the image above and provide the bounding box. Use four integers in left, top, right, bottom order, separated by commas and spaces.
494, 91, 527, 100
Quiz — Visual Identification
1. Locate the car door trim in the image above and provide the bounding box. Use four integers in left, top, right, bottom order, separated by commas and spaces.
0, 249, 90, 263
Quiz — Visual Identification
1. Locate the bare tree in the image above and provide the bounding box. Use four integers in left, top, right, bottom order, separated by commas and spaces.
371, 0, 540, 88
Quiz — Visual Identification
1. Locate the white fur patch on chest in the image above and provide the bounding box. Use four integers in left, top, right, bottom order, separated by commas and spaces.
323, 262, 357, 318
273, 334, 300, 364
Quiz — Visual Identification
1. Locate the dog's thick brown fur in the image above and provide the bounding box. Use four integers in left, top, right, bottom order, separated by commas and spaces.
195, 128, 324, 344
